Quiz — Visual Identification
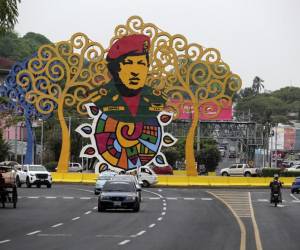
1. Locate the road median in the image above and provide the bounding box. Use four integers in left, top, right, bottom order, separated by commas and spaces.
51, 173, 294, 187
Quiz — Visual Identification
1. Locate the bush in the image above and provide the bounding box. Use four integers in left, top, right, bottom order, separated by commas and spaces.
261, 168, 300, 177
44, 161, 58, 172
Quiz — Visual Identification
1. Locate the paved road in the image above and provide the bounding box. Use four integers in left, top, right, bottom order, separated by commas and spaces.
0, 185, 299, 250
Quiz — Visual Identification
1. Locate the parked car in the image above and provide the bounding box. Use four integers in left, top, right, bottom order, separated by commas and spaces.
112, 175, 143, 201
291, 177, 300, 194
68, 162, 83, 172
285, 165, 300, 172
98, 180, 140, 212
282, 160, 300, 168
15, 165, 52, 188
152, 165, 173, 175
94, 171, 117, 195
220, 163, 260, 177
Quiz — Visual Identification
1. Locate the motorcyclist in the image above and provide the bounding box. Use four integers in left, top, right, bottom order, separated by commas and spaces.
269, 174, 283, 203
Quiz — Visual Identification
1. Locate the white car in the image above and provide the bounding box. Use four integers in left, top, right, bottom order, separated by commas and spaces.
69, 162, 83, 172
94, 171, 117, 194
138, 166, 158, 187
286, 165, 300, 172
16, 165, 52, 188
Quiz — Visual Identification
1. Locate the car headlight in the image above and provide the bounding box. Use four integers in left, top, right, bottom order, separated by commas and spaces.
30, 173, 35, 176
125, 196, 135, 201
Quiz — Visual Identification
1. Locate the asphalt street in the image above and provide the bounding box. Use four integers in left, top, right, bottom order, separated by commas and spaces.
0, 185, 300, 250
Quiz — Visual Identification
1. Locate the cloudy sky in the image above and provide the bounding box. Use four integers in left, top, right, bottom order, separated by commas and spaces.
15, 0, 300, 91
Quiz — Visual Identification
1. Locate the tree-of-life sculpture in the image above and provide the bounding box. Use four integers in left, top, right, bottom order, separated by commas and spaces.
0, 56, 52, 164
16, 34, 110, 172
16, 16, 241, 175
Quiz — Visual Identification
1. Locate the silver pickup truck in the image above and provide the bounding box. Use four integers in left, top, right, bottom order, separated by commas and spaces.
221, 163, 260, 177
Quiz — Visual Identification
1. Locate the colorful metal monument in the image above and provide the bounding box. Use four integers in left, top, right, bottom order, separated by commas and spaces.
14, 16, 241, 175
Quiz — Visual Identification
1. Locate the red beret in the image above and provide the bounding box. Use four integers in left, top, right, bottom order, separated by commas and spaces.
107, 34, 150, 60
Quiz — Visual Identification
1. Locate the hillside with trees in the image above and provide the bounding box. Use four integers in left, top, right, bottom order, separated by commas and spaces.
0, 31, 51, 61
235, 77, 300, 125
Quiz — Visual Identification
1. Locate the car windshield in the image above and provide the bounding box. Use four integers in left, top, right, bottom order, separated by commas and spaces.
103, 182, 135, 192
29, 166, 46, 171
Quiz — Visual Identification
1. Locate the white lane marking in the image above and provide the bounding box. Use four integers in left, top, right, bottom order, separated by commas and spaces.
157, 217, 163, 221
158, 189, 162, 192
38, 234, 72, 237
163, 207, 167, 210
184, 198, 195, 200
69, 188, 94, 193
162, 200, 166, 202
257, 199, 268, 202
292, 200, 300, 203
26, 230, 41, 236
0, 240, 11, 244
72, 217, 80, 221
136, 230, 146, 236
45, 196, 56, 199
161, 212, 166, 215
119, 240, 130, 245
277, 204, 286, 208
80, 197, 91, 200
166, 197, 177, 200
249, 193, 263, 250
51, 223, 63, 228
63, 197, 74, 199
93, 206, 98, 210
290, 194, 300, 201
84, 211, 91, 215
149, 223, 156, 228
148, 197, 160, 200
28, 196, 39, 199
201, 198, 213, 201
143, 189, 164, 198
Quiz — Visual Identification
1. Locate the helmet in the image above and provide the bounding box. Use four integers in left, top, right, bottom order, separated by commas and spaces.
274, 174, 279, 180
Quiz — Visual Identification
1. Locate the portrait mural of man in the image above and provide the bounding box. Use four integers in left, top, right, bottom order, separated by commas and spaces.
83, 34, 173, 172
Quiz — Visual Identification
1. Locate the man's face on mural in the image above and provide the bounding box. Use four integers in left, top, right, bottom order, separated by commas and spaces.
118, 55, 148, 90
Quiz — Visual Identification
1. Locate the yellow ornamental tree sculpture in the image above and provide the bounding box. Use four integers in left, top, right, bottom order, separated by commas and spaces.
16, 33, 110, 172
110, 16, 242, 176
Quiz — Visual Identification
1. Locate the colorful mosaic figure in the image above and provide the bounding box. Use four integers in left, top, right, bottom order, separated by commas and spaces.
77, 34, 176, 172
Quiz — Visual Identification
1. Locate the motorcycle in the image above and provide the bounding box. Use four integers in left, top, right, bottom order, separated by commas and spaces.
271, 192, 281, 207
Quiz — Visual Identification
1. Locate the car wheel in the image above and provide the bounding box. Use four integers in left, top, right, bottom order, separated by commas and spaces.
291, 190, 295, 194
16, 176, 21, 187
222, 172, 229, 176
142, 180, 150, 188
98, 202, 105, 212
244, 172, 251, 177
297, 190, 300, 194
26, 178, 31, 188
133, 201, 140, 212
290, 163, 294, 167
94, 190, 99, 195
47, 184, 52, 188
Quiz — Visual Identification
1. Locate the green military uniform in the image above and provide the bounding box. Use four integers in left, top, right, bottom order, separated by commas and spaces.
94, 80, 165, 123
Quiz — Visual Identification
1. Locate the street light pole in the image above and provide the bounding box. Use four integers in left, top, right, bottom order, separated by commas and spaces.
41, 119, 44, 165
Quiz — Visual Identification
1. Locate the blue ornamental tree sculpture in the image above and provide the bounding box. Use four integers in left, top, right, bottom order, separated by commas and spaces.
0, 56, 54, 164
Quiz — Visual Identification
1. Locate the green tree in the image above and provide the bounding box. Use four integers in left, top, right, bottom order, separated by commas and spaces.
0, 129, 10, 161
0, 31, 51, 61
196, 139, 220, 172
0, 0, 21, 34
